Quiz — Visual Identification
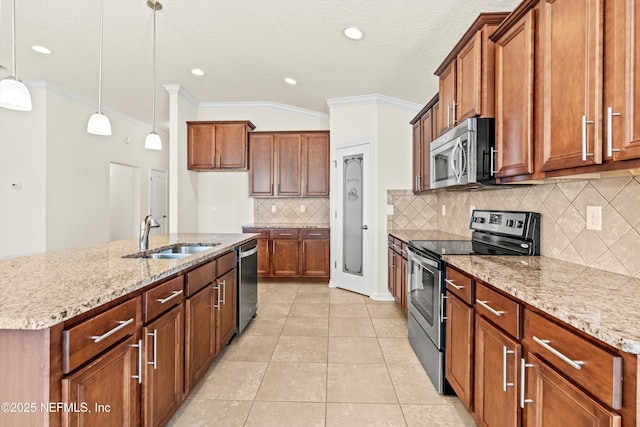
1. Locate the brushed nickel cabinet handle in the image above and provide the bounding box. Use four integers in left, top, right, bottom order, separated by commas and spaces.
533, 336, 584, 370
130, 339, 143, 384
490, 147, 498, 176
607, 106, 621, 157
520, 358, 533, 408
147, 329, 157, 370
444, 279, 463, 290
156, 290, 183, 304
476, 300, 504, 317
581, 115, 594, 161
503, 346, 515, 391
91, 318, 134, 343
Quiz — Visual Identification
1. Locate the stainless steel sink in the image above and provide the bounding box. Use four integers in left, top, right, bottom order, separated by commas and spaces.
123, 243, 220, 259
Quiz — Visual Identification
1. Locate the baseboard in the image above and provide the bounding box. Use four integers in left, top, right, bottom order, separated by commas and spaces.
369, 292, 395, 301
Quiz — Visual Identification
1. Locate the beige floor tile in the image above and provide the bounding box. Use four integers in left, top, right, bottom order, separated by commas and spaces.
365, 298, 397, 305
329, 303, 370, 318
223, 335, 279, 362
255, 362, 327, 402
372, 318, 409, 337
194, 360, 268, 400
326, 403, 406, 427
297, 284, 331, 294
330, 292, 366, 304
388, 364, 455, 404
281, 317, 329, 336
402, 403, 476, 426
328, 336, 384, 363
329, 317, 376, 337
289, 303, 330, 318
257, 302, 292, 318
367, 304, 407, 319
295, 293, 331, 304
167, 399, 252, 427
244, 401, 325, 427
271, 336, 328, 363
244, 317, 286, 336
260, 291, 298, 304
379, 337, 421, 364
327, 363, 397, 403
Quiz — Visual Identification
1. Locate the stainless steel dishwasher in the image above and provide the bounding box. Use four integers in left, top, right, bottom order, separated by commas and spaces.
236, 240, 258, 334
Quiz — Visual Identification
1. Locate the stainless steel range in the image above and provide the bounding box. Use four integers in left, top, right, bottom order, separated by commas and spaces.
406, 210, 541, 394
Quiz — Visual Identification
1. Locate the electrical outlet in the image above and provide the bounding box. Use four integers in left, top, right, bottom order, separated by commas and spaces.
441, 205, 446, 216
10, 181, 22, 189
586, 206, 602, 231
300, 205, 305, 213
386, 204, 394, 215
271, 205, 277, 213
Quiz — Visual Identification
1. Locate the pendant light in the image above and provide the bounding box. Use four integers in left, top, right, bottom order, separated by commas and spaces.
144, 0, 162, 150
0, 0, 32, 111
87, 0, 112, 135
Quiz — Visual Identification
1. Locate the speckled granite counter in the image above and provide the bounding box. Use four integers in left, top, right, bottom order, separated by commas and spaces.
0, 233, 257, 330
443, 254, 640, 354
244, 223, 330, 229
389, 229, 469, 243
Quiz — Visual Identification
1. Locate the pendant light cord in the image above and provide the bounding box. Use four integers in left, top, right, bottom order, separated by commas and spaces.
11, 0, 17, 78
97, 0, 105, 113
152, 0, 157, 133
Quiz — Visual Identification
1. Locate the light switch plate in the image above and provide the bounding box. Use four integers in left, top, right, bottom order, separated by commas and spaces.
271, 205, 277, 213
300, 205, 305, 213
586, 206, 602, 231
386, 205, 394, 215
441, 205, 446, 216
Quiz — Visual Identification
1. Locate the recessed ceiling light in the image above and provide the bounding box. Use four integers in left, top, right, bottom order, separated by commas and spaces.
343, 27, 364, 40
284, 77, 297, 85
191, 68, 205, 76
32, 45, 52, 55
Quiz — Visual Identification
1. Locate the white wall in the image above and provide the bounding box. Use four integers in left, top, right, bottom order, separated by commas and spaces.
0, 82, 169, 256
195, 103, 330, 232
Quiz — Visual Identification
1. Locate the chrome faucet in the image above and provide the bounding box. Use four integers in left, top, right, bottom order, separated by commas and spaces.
139, 214, 160, 251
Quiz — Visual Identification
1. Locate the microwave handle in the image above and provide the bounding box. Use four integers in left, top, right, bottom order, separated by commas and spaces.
459, 141, 468, 179
451, 141, 459, 181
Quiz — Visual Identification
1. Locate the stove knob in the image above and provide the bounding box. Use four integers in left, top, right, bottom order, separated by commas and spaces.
506, 219, 515, 227
516, 220, 524, 228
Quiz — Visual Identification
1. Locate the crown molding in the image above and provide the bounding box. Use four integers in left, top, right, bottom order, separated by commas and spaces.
199, 101, 329, 120
326, 94, 422, 112
163, 84, 200, 108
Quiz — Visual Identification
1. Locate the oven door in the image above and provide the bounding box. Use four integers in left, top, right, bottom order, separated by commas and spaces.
407, 248, 444, 349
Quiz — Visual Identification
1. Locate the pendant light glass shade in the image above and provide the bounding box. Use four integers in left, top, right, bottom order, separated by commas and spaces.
145, 0, 162, 150
87, 0, 111, 135
0, 0, 32, 111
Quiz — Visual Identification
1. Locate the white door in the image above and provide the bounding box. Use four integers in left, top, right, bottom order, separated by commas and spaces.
109, 163, 139, 241
331, 140, 373, 296
149, 169, 167, 235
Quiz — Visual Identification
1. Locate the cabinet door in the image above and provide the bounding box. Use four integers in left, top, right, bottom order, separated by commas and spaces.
412, 120, 422, 192
215, 268, 237, 354
400, 249, 407, 310
474, 315, 520, 427
393, 250, 403, 307
524, 353, 621, 427
185, 286, 216, 392
301, 239, 330, 277
387, 244, 394, 294
445, 293, 474, 411
257, 238, 271, 277
539, 0, 603, 171
456, 31, 482, 122
272, 239, 300, 276
439, 61, 457, 135
605, 1, 640, 161
275, 134, 302, 196
216, 123, 248, 169
249, 134, 274, 196
187, 123, 215, 170
420, 110, 433, 191
495, 9, 535, 178
431, 102, 440, 140
62, 335, 141, 427
303, 133, 330, 196
143, 304, 184, 427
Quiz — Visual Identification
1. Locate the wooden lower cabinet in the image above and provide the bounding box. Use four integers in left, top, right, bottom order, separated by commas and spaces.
62, 334, 141, 426
185, 285, 217, 393
301, 238, 330, 277
142, 304, 184, 427
524, 353, 620, 427
256, 238, 270, 276
272, 239, 300, 276
215, 268, 237, 354
387, 235, 408, 311
445, 291, 474, 411
474, 315, 521, 427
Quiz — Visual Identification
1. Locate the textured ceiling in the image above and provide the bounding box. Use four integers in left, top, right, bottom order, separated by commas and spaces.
0, 0, 521, 131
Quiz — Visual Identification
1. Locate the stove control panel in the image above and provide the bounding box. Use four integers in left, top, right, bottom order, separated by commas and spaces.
470, 210, 531, 237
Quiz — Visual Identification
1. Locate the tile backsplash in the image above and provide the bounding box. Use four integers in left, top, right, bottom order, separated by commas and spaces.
388, 176, 640, 278
254, 198, 330, 225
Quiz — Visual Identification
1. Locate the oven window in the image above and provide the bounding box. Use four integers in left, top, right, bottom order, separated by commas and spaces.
409, 261, 437, 326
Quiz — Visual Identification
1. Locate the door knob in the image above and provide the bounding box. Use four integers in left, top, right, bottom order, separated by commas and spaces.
362, 225, 369, 230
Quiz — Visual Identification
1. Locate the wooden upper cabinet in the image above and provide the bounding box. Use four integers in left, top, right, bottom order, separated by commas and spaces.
539, 0, 603, 172
493, 6, 536, 180
249, 133, 275, 196
410, 95, 437, 193
435, 13, 508, 137
275, 134, 303, 196
412, 120, 422, 192
187, 121, 255, 171
303, 133, 330, 196
604, 1, 640, 162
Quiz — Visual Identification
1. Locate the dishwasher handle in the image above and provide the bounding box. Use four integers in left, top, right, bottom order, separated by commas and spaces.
239, 246, 258, 259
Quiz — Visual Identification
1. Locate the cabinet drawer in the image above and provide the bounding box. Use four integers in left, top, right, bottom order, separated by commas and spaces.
243, 228, 269, 239
301, 229, 329, 239
62, 297, 141, 374
143, 276, 184, 323
475, 282, 521, 339
445, 266, 474, 305
271, 229, 299, 239
186, 260, 216, 297
525, 310, 623, 409
217, 251, 237, 277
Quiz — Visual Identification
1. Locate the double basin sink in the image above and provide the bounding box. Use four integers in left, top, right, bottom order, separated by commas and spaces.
123, 243, 221, 260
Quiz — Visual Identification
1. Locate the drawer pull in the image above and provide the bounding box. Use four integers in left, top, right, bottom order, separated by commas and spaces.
533, 336, 584, 370
279, 233, 293, 236
147, 329, 157, 370
221, 279, 226, 305
520, 358, 533, 408
445, 279, 464, 290
503, 346, 515, 391
156, 290, 183, 304
91, 318, 134, 343
308, 233, 322, 236
476, 300, 504, 317
131, 339, 143, 384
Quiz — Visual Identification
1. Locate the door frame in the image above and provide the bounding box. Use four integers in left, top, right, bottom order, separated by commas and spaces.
149, 168, 168, 235
329, 138, 373, 296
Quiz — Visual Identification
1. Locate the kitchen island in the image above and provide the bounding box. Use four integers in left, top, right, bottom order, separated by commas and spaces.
0, 233, 257, 427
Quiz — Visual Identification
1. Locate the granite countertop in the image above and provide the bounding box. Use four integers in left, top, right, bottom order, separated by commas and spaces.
244, 223, 330, 229
389, 229, 470, 243
0, 233, 258, 330
443, 255, 640, 354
